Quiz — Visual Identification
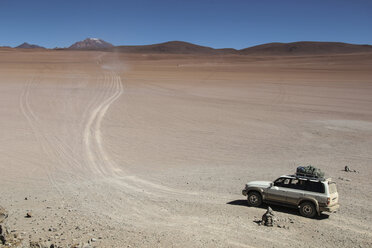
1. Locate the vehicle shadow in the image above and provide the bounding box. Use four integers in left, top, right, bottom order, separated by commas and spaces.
227, 199, 330, 220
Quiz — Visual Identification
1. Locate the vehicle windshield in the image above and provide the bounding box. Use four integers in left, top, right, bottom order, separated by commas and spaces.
329, 182, 337, 194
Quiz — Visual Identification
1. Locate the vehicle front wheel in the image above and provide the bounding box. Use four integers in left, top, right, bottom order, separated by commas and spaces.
299, 202, 316, 218
247, 191, 262, 207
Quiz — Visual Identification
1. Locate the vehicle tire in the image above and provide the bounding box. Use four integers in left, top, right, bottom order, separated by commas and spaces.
299, 202, 316, 218
247, 191, 262, 207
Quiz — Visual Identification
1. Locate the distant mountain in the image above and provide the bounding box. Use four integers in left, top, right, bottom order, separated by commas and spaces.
16, 42, 45, 49
69, 38, 114, 50
112, 41, 237, 54
239, 41, 372, 55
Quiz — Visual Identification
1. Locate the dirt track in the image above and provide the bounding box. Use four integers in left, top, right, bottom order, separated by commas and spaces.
0, 50, 372, 247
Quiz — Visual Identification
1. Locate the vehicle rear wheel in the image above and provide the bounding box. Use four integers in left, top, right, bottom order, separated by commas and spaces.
247, 191, 262, 207
299, 202, 316, 218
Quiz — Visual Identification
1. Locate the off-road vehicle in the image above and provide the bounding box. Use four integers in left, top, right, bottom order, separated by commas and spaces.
242, 173, 339, 218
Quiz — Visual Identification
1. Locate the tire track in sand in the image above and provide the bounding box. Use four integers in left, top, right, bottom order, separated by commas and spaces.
84, 71, 122, 176
19, 77, 65, 197
83, 70, 198, 197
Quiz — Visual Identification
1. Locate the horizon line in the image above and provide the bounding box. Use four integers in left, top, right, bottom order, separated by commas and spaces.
3, 39, 372, 50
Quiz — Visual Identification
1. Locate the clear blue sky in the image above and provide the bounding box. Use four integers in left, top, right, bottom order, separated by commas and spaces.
1, 0, 371, 49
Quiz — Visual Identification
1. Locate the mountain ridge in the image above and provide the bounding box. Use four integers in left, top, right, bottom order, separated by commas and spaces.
16, 42, 45, 49
239, 41, 372, 55
111, 41, 238, 54
10, 39, 372, 55
108, 40, 372, 55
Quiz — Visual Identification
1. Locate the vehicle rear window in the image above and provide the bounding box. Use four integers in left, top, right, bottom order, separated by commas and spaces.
329, 182, 337, 194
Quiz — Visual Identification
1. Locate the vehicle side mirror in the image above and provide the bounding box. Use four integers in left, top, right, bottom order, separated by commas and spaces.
269, 182, 273, 188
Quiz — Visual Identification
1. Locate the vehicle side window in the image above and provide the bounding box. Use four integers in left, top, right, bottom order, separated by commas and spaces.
287, 179, 305, 190
274, 178, 285, 186
281, 179, 291, 187
291, 179, 298, 185
304, 181, 325, 193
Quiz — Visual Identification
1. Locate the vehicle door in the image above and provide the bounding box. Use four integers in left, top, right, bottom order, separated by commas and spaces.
283, 179, 305, 205
266, 177, 290, 203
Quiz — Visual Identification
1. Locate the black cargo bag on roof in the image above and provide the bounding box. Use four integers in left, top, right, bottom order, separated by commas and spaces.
296, 165, 325, 178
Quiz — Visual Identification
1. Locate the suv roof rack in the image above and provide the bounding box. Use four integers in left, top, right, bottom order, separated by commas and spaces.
293, 173, 326, 181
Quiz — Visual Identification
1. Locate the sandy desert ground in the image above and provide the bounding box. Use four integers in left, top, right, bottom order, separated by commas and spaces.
0, 49, 372, 247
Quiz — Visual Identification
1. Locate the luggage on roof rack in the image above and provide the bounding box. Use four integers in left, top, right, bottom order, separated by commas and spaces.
296, 165, 325, 179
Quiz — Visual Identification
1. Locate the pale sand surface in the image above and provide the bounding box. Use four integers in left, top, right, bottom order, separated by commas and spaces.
0, 50, 372, 247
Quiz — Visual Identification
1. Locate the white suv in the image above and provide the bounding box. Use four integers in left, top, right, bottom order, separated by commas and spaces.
242, 175, 339, 218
